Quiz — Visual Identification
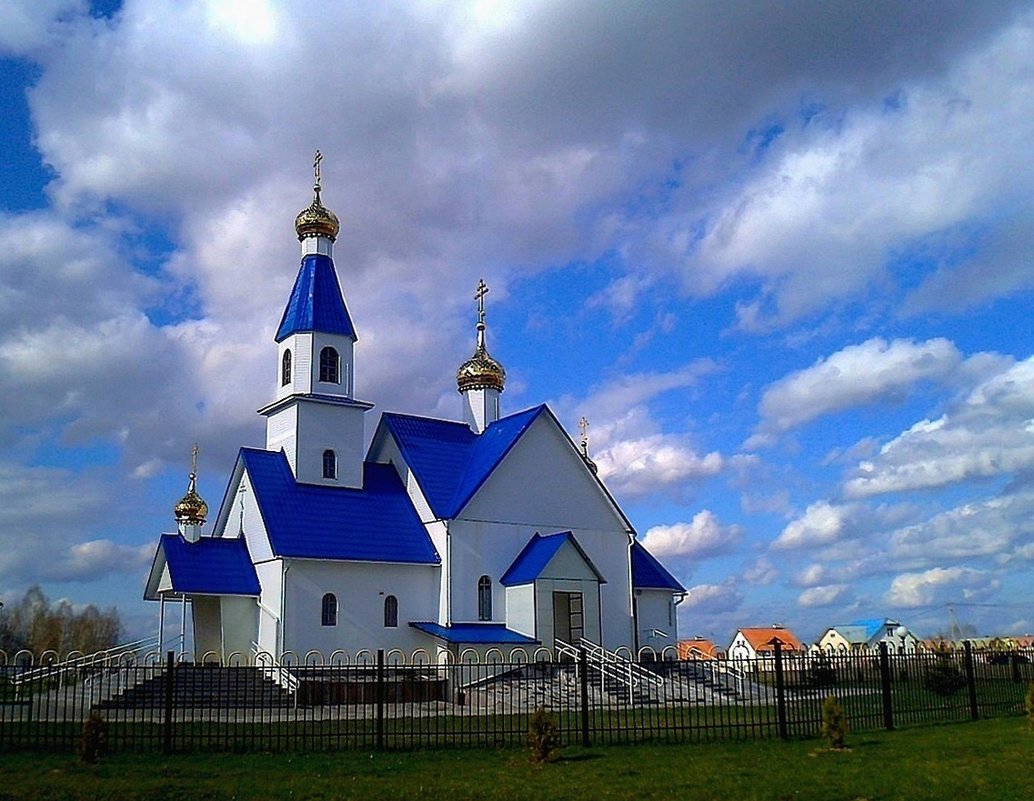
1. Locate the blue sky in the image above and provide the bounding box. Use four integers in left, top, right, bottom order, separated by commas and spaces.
2, 0, 1034, 645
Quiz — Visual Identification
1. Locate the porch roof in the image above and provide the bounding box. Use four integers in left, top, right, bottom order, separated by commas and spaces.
144, 534, 260, 600
409, 622, 538, 644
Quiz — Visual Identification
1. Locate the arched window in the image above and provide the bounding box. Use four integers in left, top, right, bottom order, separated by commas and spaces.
281, 349, 292, 386
477, 575, 492, 621
384, 595, 398, 628
322, 449, 337, 479
319, 346, 340, 383
321, 593, 337, 627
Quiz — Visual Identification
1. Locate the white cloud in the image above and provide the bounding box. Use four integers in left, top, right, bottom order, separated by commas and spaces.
0, 0, 84, 56
845, 356, 1034, 497
773, 501, 853, 550
43, 540, 154, 582
595, 435, 723, 497
798, 585, 850, 608
751, 338, 963, 441
641, 510, 742, 559
883, 567, 996, 608
680, 581, 743, 614
743, 556, 778, 586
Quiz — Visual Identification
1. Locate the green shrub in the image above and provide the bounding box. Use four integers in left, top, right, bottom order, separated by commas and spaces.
820, 695, 847, 749
924, 656, 967, 696
79, 711, 107, 764
527, 706, 561, 764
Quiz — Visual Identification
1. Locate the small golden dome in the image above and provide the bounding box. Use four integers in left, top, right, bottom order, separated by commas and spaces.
174, 472, 208, 526
295, 192, 340, 241
457, 344, 506, 392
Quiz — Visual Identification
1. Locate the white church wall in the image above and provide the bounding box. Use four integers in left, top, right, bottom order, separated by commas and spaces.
254, 560, 283, 654
278, 332, 313, 399
309, 331, 355, 397
292, 401, 367, 488
281, 560, 440, 656
504, 584, 536, 638
635, 589, 677, 652
234, 473, 275, 563
192, 597, 222, 661
221, 596, 258, 657
266, 404, 298, 461
539, 543, 600, 582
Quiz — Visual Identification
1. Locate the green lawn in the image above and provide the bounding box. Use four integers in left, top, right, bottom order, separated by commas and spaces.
2, 716, 1031, 801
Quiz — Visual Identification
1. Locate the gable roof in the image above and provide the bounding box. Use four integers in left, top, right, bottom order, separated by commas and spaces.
631, 541, 685, 592
275, 253, 357, 342
500, 531, 606, 586
677, 638, 720, 659
736, 627, 804, 653
851, 618, 899, 641
144, 534, 260, 600
237, 448, 439, 564
377, 405, 544, 518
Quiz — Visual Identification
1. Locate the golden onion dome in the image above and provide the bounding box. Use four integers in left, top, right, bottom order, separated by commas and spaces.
294, 189, 340, 241
457, 343, 506, 393
174, 472, 208, 525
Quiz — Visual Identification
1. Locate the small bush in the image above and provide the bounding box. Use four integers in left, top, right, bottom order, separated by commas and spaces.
79, 712, 107, 764
820, 695, 847, 749
924, 657, 967, 697
527, 706, 561, 764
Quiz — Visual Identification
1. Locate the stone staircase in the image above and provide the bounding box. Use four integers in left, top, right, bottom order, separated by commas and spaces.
95, 664, 295, 709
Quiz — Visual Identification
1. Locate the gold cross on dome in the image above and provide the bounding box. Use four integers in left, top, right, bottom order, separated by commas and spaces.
313, 150, 323, 188
190, 443, 200, 476
579, 417, 589, 456
475, 279, 489, 326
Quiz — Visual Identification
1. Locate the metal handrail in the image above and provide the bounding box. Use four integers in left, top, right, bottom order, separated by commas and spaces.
10, 636, 160, 688
251, 644, 300, 697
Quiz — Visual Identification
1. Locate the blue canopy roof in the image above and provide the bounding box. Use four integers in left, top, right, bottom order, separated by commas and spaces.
851, 618, 897, 641
153, 534, 260, 597
631, 541, 685, 592
239, 448, 439, 564
501, 531, 605, 586
275, 253, 356, 342
379, 405, 544, 518
409, 622, 538, 644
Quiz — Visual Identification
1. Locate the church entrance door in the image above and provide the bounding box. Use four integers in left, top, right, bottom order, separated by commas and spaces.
552, 591, 584, 646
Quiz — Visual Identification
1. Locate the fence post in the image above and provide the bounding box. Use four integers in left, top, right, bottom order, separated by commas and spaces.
375, 648, 385, 751
771, 639, 788, 740
878, 643, 893, 731
1011, 652, 1022, 684
162, 650, 175, 755
578, 646, 590, 748
963, 641, 979, 721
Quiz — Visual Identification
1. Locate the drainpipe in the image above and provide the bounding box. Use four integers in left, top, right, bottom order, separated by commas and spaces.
279, 561, 291, 657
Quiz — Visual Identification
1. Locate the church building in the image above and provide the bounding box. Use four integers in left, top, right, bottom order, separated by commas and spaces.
144, 159, 685, 662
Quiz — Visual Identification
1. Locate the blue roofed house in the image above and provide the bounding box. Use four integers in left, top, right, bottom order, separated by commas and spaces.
814, 618, 921, 654
145, 167, 684, 662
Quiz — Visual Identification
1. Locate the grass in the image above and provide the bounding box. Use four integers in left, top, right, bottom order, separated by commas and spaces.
1, 716, 1031, 801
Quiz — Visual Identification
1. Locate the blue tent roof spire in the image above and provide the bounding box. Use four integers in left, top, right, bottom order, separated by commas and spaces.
275, 253, 357, 342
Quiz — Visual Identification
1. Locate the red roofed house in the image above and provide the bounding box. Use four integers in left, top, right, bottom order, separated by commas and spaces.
728, 625, 804, 666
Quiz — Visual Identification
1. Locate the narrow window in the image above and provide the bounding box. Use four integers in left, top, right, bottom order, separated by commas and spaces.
384, 595, 398, 628
477, 575, 492, 621
319, 346, 340, 383
281, 349, 292, 386
321, 593, 337, 627
322, 449, 337, 479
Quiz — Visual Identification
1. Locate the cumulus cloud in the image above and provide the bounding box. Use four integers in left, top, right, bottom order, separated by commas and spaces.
883, 566, 996, 608
750, 338, 963, 443
641, 510, 742, 559
680, 581, 744, 614
0, 0, 84, 56
845, 356, 1034, 497
43, 540, 155, 582
773, 501, 854, 550
798, 584, 851, 608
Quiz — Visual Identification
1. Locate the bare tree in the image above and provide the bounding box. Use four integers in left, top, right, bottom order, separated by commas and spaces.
0, 586, 122, 658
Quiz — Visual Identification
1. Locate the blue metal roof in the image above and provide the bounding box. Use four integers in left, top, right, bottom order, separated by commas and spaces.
380, 405, 545, 518
631, 541, 685, 592
160, 534, 260, 596
851, 618, 895, 641
409, 622, 538, 644
239, 448, 439, 564
501, 531, 605, 586
275, 254, 357, 342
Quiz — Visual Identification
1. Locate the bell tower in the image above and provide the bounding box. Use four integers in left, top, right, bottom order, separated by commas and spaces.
258, 152, 373, 487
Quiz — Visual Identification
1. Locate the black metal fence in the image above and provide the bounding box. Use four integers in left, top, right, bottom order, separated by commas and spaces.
1, 643, 1031, 754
